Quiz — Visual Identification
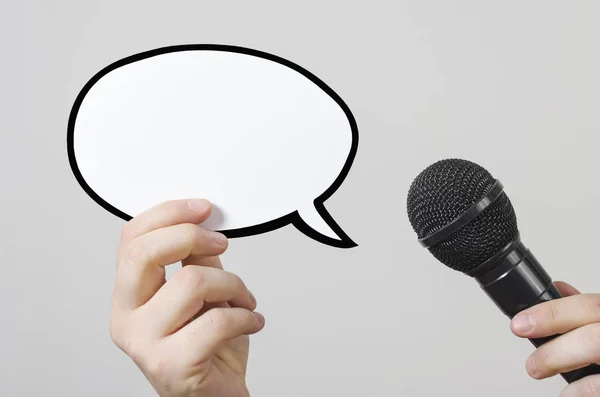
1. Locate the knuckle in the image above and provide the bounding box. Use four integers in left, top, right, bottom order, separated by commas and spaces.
120, 332, 140, 361
121, 243, 141, 264
120, 222, 134, 242
184, 223, 200, 245
243, 310, 256, 325
228, 271, 245, 290
160, 200, 173, 216
110, 312, 154, 368
122, 337, 149, 367
120, 241, 148, 268
144, 354, 170, 383
109, 320, 122, 347
533, 348, 551, 374
205, 308, 230, 332
547, 301, 559, 323
586, 295, 600, 318
121, 221, 131, 240
179, 265, 209, 289
160, 200, 186, 219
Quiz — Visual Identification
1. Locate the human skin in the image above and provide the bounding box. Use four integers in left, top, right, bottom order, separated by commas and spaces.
109, 199, 600, 397
109, 198, 265, 397
511, 281, 600, 396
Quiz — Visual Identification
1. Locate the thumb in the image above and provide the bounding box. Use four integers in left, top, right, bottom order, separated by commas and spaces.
554, 281, 581, 297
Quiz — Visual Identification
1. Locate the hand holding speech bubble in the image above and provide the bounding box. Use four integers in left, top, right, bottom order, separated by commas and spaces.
67, 45, 359, 248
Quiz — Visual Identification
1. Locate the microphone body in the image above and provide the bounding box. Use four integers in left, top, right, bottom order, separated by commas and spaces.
469, 235, 600, 383
407, 159, 600, 384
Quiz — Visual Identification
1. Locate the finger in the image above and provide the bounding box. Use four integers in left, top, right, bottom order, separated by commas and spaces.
114, 223, 228, 310
119, 199, 212, 245
172, 307, 265, 360
525, 323, 600, 379
182, 257, 230, 317
182, 254, 224, 270
139, 266, 256, 337
560, 374, 600, 397
510, 293, 600, 338
190, 302, 230, 324
555, 281, 582, 297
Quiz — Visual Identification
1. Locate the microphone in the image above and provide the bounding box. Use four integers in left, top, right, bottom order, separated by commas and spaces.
406, 158, 600, 383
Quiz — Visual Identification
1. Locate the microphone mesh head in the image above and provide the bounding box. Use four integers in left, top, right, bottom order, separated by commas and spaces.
406, 159, 518, 273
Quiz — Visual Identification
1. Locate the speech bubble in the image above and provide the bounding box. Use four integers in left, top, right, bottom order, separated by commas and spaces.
67, 44, 358, 248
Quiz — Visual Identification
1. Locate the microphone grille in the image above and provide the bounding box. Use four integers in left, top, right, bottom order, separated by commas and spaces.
407, 159, 519, 273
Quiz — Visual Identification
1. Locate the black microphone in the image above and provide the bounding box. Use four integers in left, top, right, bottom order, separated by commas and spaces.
406, 158, 600, 383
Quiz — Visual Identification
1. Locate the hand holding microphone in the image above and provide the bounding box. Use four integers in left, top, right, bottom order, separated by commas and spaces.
511, 281, 600, 396
407, 159, 600, 392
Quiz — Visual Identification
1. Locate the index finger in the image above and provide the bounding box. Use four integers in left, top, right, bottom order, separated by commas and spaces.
119, 199, 213, 245
511, 293, 600, 338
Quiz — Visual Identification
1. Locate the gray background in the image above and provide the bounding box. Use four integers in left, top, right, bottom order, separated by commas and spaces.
3, 1, 600, 396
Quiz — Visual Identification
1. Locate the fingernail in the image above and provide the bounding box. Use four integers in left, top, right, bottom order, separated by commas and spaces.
248, 291, 256, 305
210, 231, 228, 246
188, 199, 210, 213
512, 312, 533, 334
526, 354, 539, 378
254, 312, 265, 325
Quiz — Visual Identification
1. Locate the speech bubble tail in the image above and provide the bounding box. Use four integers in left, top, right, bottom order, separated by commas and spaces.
295, 203, 357, 248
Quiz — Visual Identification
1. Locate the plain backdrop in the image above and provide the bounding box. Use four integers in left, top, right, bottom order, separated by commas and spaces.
2, 1, 600, 396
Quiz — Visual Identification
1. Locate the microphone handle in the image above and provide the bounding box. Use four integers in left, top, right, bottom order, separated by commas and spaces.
527, 285, 600, 383
471, 236, 600, 383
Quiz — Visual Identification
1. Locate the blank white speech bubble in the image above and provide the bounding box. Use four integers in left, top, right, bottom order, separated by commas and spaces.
67, 44, 358, 248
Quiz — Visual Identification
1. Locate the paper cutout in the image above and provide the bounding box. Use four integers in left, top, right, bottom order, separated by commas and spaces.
67, 44, 359, 248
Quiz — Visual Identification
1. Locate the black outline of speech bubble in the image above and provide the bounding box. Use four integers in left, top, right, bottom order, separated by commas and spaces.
67, 44, 359, 248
